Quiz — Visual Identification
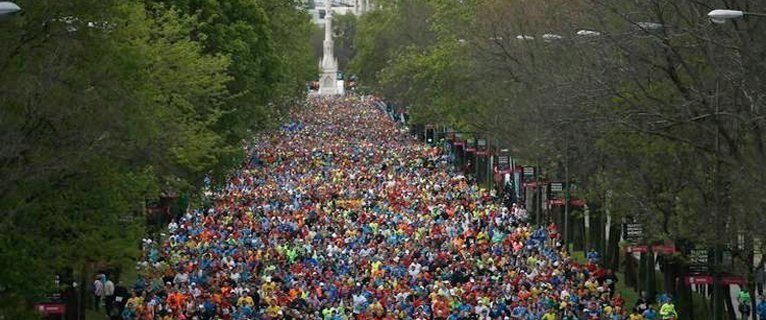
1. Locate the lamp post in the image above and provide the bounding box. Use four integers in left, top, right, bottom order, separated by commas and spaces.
635, 22, 664, 30
576, 30, 601, 37
708, 9, 766, 23
542, 33, 564, 42
0, 1, 21, 21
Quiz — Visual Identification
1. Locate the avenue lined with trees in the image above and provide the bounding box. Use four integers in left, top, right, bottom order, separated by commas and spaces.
2, 0, 766, 319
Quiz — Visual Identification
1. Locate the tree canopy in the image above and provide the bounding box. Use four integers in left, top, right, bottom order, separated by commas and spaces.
350, 0, 766, 317
0, 0, 314, 317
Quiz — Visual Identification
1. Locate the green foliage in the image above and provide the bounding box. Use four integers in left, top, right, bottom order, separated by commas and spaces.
333, 13, 359, 71
379, 40, 474, 125
0, 0, 313, 316
595, 131, 703, 242
350, 2, 766, 315
349, 0, 436, 87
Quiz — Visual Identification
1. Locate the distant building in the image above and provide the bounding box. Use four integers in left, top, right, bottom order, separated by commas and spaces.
307, 0, 372, 25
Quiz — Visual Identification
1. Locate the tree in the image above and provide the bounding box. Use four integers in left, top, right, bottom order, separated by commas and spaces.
348, 0, 436, 88
0, 0, 314, 317
351, 0, 766, 318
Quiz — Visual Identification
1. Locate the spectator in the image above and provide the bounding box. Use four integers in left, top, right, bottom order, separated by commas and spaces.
93, 274, 104, 311
104, 276, 115, 316
112, 281, 129, 320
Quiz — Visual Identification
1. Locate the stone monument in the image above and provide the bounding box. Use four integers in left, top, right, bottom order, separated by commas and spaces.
318, 0, 339, 95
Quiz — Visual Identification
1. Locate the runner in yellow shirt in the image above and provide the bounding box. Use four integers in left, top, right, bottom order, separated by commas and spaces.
237, 294, 254, 307
629, 311, 644, 320
541, 310, 557, 320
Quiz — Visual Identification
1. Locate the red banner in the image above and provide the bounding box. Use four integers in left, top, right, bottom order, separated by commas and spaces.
570, 199, 586, 207
626, 245, 648, 253
35, 303, 66, 316
522, 181, 538, 188
466, 147, 476, 152
685, 275, 713, 285
625, 245, 676, 254
652, 245, 677, 254
476, 151, 488, 156
454, 142, 464, 147
548, 199, 566, 206
683, 275, 746, 286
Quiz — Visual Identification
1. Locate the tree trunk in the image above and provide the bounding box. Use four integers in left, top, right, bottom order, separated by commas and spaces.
583, 208, 604, 254
578, 208, 585, 251
714, 247, 725, 320
575, 212, 585, 252
625, 251, 637, 289
747, 234, 756, 320
78, 264, 88, 320
663, 259, 677, 296
607, 221, 621, 271
676, 264, 693, 319
638, 252, 646, 294
748, 286, 756, 320
647, 251, 657, 302
723, 284, 736, 320
699, 285, 709, 319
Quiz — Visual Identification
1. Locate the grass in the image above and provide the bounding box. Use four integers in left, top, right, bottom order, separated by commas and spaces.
690, 292, 709, 318
86, 309, 108, 320
615, 268, 639, 307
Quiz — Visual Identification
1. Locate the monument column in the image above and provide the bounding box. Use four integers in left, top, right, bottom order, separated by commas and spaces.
318, 0, 339, 95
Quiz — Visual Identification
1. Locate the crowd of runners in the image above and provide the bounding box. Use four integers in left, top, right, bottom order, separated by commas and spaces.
109, 97, 687, 319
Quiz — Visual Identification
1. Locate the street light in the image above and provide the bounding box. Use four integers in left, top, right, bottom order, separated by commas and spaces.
0, 1, 21, 21
576, 30, 601, 37
542, 33, 564, 42
635, 21, 664, 30
707, 9, 766, 23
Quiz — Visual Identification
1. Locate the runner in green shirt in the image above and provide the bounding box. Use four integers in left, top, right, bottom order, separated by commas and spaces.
659, 301, 678, 320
